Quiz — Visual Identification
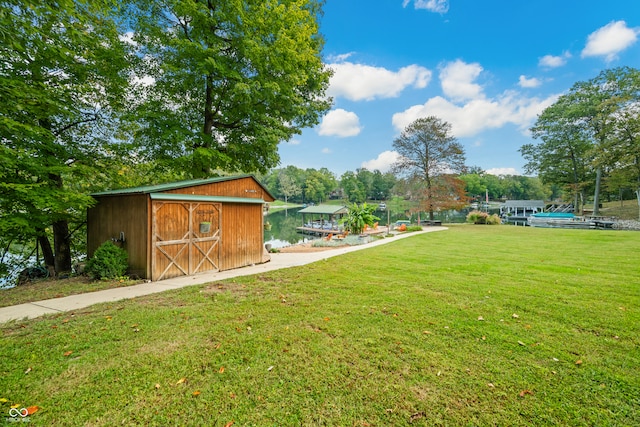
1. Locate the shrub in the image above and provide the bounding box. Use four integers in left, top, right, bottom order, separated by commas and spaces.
340, 203, 380, 234
486, 214, 502, 225
86, 241, 129, 280
466, 210, 487, 224
466, 210, 501, 225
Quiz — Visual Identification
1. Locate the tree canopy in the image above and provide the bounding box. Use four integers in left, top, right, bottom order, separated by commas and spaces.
523, 67, 640, 217
0, 0, 133, 275
125, 0, 332, 177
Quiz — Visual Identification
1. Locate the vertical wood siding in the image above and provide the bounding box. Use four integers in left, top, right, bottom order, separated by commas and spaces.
87, 194, 148, 278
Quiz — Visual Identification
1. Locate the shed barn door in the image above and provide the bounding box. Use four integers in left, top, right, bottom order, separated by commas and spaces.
152, 202, 221, 281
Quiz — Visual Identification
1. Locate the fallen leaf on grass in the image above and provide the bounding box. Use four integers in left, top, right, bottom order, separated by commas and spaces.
267, 366, 274, 371
26, 406, 38, 415
519, 389, 533, 397
219, 366, 225, 374
410, 411, 426, 422
575, 360, 583, 365
192, 390, 201, 397
487, 383, 495, 388
517, 341, 526, 346
477, 316, 484, 321
224, 421, 234, 427
176, 377, 187, 385
0, 398, 7, 403
155, 383, 161, 390
24, 367, 32, 374
63, 351, 73, 357
512, 313, 519, 318
422, 330, 431, 335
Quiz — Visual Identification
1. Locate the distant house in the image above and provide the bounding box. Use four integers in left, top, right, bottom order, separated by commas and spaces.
87, 175, 275, 281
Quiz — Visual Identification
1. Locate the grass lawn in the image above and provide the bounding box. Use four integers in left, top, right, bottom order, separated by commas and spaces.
1, 225, 638, 426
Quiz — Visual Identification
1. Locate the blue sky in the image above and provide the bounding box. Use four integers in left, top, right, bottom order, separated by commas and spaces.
277, 0, 640, 177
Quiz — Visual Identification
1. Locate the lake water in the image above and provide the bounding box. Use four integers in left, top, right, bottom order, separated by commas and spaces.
263, 207, 482, 249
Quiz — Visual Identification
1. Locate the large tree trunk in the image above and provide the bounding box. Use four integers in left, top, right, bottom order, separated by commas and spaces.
48, 172, 73, 276
37, 232, 55, 276
53, 219, 72, 275
593, 168, 602, 216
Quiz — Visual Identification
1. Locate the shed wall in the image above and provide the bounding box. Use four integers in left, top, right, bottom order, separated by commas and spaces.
87, 194, 148, 278
219, 202, 265, 271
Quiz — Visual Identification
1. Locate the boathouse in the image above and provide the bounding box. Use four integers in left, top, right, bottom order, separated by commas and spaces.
296, 205, 348, 235
87, 175, 275, 281
500, 200, 545, 225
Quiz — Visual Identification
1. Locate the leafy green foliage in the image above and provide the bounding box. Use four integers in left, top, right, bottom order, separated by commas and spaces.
0, 0, 134, 274
85, 241, 128, 280
340, 202, 380, 234
524, 67, 640, 217
126, 0, 332, 177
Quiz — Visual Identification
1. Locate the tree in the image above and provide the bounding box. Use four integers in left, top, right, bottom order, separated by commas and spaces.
0, 0, 133, 276
371, 170, 396, 201
524, 67, 640, 216
523, 93, 596, 212
591, 67, 640, 219
340, 171, 366, 203
392, 117, 466, 220
302, 168, 337, 203
126, 0, 332, 177
278, 172, 301, 205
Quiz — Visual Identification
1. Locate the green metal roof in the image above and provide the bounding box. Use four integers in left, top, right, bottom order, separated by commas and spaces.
297, 205, 348, 215
149, 193, 265, 204
91, 174, 274, 200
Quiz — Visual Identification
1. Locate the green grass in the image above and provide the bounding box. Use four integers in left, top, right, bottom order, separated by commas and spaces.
1, 225, 639, 426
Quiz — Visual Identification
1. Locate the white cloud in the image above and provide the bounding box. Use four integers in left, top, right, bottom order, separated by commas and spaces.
328, 61, 432, 101
403, 0, 449, 13
361, 151, 401, 173
486, 167, 519, 176
439, 60, 484, 102
285, 138, 301, 145
318, 109, 362, 137
326, 52, 354, 63
538, 52, 571, 68
518, 75, 541, 88
392, 60, 559, 138
322, 148, 332, 154
392, 89, 558, 138
582, 20, 639, 62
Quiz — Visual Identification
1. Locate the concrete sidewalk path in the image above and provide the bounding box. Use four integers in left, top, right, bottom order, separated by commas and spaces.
0, 227, 446, 323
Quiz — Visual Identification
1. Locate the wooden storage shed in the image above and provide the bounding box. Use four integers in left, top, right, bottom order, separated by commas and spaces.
87, 175, 275, 281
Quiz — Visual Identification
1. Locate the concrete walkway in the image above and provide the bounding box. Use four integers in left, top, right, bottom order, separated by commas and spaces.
0, 227, 446, 323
